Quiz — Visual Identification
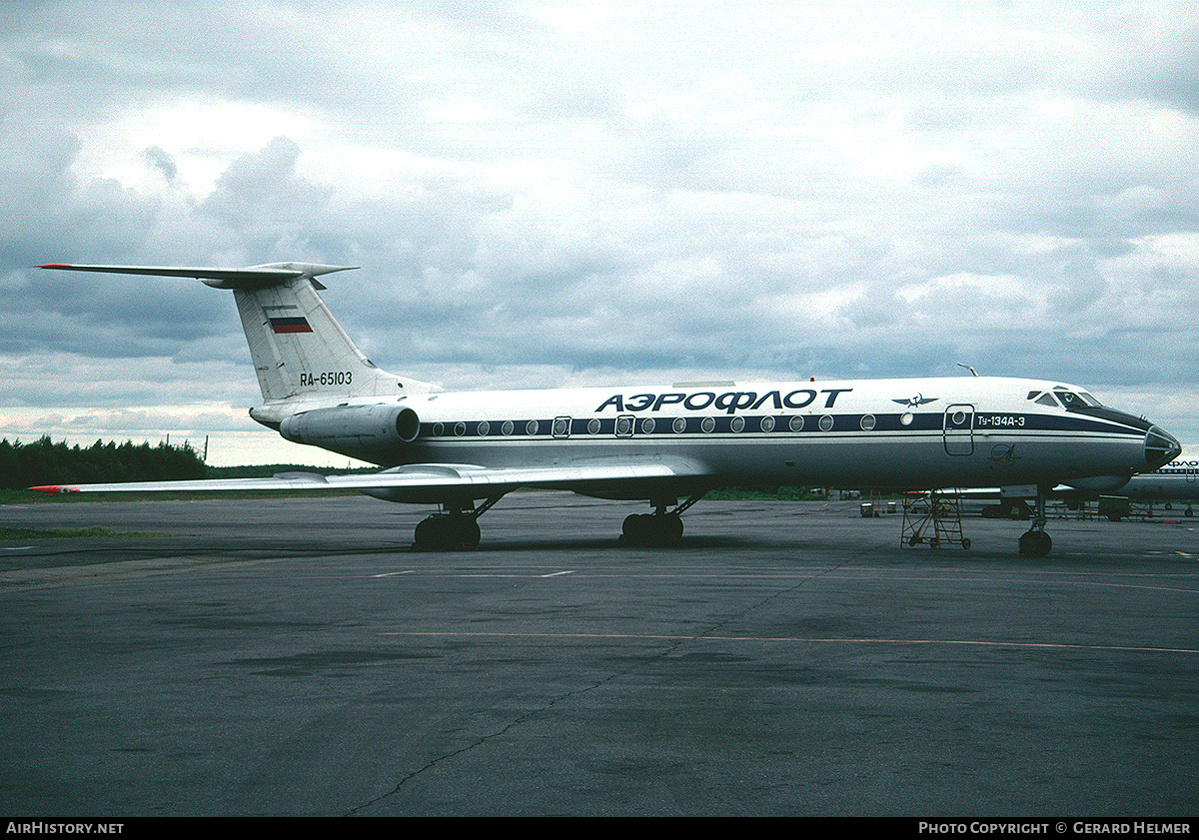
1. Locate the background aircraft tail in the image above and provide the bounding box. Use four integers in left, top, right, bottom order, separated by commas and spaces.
39, 261, 435, 403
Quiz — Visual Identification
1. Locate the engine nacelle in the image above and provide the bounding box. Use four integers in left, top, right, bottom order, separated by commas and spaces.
280, 404, 420, 448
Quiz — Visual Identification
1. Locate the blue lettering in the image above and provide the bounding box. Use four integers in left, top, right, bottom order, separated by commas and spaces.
625, 393, 654, 412
784, 389, 817, 409
653, 393, 686, 411
751, 391, 783, 410
821, 388, 852, 408
714, 391, 757, 414
595, 387, 848, 415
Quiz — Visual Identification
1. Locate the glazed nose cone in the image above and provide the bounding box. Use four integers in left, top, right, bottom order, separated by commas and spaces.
1144, 426, 1182, 470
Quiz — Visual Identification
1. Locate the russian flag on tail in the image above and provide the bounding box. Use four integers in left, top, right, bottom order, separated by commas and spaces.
269, 317, 313, 333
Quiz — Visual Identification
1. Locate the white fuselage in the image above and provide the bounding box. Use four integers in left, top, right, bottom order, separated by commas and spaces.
263, 375, 1171, 501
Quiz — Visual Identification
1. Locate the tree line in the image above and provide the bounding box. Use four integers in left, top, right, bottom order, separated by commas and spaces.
0, 437, 207, 490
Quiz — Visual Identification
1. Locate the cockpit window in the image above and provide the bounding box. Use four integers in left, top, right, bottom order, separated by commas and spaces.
1035, 393, 1059, 407
1053, 389, 1103, 410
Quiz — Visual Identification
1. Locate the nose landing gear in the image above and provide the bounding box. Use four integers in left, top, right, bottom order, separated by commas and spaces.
1018, 528, 1052, 557
1018, 485, 1053, 557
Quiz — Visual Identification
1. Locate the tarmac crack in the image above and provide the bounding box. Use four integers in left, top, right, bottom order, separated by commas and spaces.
344, 556, 860, 817
690, 555, 862, 642
342, 666, 633, 817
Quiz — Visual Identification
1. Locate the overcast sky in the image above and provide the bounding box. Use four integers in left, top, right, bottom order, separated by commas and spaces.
2, 0, 1197, 466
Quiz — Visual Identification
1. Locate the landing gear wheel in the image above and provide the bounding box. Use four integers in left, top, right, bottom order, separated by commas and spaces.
621, 513, 649, 544
662, 512, 684, 544
1018, 530, 1052, 557
456, 518, 481, 550
1018, 485, 1053, 557
413, 514, 480, 551
621, 512, 684, 547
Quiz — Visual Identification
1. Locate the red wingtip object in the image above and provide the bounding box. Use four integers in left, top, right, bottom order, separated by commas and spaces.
30, 485, 80, 494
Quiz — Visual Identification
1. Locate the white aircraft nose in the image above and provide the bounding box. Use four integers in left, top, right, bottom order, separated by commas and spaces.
1145, 426, 1182, 470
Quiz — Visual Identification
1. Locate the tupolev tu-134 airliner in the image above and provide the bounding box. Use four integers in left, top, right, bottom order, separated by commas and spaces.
35, 262, 1181, 556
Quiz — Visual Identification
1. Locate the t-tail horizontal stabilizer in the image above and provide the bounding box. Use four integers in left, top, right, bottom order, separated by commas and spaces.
38, 261, 434, 403
37, 262, 357, 290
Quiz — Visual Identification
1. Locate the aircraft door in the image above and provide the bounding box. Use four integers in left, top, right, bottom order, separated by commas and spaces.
943, 405, 974, 456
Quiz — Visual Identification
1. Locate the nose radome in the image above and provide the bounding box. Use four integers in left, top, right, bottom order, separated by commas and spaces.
1144, 426, 1182, 470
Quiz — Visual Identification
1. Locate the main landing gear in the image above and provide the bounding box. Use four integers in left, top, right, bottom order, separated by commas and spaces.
1018, 485, 1053, 557
412, 496, 502, 551
620, 494, 705, 547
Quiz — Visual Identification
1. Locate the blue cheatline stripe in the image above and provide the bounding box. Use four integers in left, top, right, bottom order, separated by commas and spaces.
417, 412, 1145, 440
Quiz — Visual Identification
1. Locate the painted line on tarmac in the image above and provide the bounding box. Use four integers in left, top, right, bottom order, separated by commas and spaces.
378, 630, 1199, 655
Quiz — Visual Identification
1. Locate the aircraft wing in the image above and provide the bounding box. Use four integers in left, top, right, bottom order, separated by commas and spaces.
948, 481, 1130, 500
30, 460, 709, 500
949, 485, 1067, 499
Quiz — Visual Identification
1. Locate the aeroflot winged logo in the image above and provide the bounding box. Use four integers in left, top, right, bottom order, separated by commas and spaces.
989, 444, 1021, 464
892, 393, 938, 408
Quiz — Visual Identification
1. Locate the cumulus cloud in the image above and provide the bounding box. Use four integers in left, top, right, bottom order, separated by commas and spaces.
142, 145, 177, 182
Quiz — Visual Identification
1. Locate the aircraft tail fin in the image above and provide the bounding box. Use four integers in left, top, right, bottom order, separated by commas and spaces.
38, 262, 435, 403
